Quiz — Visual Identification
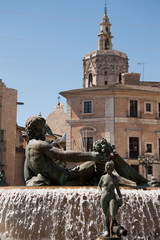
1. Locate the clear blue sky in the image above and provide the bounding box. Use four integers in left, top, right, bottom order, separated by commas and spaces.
0, 0, 160, 127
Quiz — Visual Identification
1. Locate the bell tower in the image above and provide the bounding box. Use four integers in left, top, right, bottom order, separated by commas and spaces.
83, 4, 128, 88
98, 3, 113, 50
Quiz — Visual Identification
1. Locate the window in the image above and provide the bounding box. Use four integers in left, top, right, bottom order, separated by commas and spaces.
144, 102, 153, 114
79, 127, 96, 152
130, 100, 138, 117
119, 73, 122, 84
105, 39, 109, 50
129, 137, 139, 159
84, 101, 92, 113
83, 137, 93, 152
146, 143, 152, 153
146, 103, 151, 112
145, 142, 153, 154
104, 71, 108, 85
88, 73, 93, 87
145, 102, 152, 114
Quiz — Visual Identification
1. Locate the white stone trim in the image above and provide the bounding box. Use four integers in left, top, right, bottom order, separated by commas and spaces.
157, 102, 160, 119
79, 126, 97, 133
115, 117, 160, 125
115, 95, 160, 100
67, 117, 160, 125
105, 96, 115, 145
66, 118, 107, 124
126, 128, 142, 132
66, 124, 71, 151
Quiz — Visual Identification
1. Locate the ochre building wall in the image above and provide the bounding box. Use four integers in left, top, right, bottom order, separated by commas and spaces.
0, 80, 17, 185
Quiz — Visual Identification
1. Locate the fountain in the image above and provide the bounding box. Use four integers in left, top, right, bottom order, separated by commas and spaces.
0, 116, 159, 239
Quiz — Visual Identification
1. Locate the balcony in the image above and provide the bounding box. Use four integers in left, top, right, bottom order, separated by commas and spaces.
127, 111, 142, 118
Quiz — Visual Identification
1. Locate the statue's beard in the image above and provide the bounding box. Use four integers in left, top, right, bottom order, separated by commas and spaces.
31, 128, 45, 141
40, 135, 45, 141
32, 133, 45, 141
36, 134, 45, 141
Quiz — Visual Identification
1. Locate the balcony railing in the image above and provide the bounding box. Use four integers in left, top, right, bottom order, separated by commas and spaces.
127, 111, 142, 118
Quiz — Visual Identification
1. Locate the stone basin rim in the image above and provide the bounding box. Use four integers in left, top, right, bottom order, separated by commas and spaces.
0, 186, 159, 190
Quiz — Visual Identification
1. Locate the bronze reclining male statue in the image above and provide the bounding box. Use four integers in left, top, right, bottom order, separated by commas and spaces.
24, 115, 147, 186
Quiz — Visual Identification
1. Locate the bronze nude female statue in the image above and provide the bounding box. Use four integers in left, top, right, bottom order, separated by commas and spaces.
98, 161, 127, 238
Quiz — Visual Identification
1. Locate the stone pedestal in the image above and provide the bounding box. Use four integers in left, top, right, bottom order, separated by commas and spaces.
97, 236, 122, 240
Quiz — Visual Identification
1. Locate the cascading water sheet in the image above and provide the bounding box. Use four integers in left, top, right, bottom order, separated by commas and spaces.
0, 187, 159, 240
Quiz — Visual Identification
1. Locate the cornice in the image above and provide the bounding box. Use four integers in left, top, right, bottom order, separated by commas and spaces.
66, 117, 160, 125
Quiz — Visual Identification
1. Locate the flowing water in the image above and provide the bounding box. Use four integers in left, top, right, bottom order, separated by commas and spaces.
0, 187, 159, 240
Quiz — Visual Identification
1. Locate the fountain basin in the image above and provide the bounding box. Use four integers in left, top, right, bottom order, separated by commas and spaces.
0, 187, 159, 240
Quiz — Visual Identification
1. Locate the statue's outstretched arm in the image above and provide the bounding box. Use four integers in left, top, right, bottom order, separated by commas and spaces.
33, 140, 108, 163
49, 146, 109, 163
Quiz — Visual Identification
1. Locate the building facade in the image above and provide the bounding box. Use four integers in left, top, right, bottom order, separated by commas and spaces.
0, 79, 25, 186
60, 8, 160, 180
0, 79, 17, 185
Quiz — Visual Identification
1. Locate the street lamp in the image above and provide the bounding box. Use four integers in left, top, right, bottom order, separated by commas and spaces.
138, 151, 154, 180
